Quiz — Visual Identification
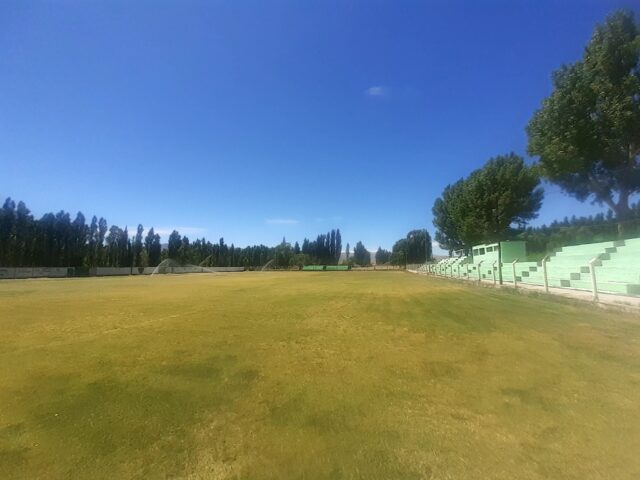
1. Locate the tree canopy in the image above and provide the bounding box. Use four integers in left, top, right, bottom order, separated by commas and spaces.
432, 154, 543, 252
352, 241, 371, 266
390, 229, 432, 265
0, 196, 344, 270
432, 180, 466, 255
527, 10, 640, 233
375, 247, 391, 265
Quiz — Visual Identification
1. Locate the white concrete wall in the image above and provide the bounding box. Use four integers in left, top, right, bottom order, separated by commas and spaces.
0, 268, 15, 279
94, 267, 133, 276
0, 265, 245, 279
205, 266, 245, 272
0, 267, 68, 279
31, 267, 68, 278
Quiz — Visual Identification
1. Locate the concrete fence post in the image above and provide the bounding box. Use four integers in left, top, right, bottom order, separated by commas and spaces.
477, 261, 484, 283
512, 259, 519, 289
492, 261, 497, 285
589, 256, 599, 302
542, 255, 550, 293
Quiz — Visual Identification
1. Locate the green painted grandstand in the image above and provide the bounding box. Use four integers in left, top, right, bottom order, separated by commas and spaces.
325, 265, 350, 271
427, 237, 640, 297
301, 265, 351, 271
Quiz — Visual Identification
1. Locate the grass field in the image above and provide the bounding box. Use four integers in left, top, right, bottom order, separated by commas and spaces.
1, 271, 640, 479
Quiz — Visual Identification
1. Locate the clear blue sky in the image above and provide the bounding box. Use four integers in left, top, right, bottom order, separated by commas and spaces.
1, 1, 637, 253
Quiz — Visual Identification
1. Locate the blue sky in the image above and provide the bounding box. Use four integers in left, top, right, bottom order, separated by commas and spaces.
1, 1, 637, 253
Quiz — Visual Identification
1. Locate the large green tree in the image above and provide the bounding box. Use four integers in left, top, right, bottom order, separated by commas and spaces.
432, 154, 543, 251
527, 11, 640, 235
352, 241, 371, 266
0, 198, 16, 265
390, 239, 408, 266
390, 229, 432, 265
460, 154, 543, 245
375, 247, 391, 264
168, 230, 182, 259
405, 229, 432, 263
432, 180, 466, 254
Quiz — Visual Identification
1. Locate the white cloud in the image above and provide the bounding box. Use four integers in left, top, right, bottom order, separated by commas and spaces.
155, 227, 206, 237
265, 218, 299, 225
365, 85, 388, 97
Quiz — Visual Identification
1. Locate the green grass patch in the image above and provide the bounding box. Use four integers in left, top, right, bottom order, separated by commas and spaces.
1, 272, 640, 479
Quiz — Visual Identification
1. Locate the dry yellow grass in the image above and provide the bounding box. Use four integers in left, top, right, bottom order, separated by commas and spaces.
1, 271, 640, 479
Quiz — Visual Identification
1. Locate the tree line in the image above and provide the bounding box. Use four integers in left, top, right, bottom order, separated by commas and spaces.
517, 205, 640, 258
368, 230, 434, 266
432, 11, 639, 254
0, 194, 439, 269
0, 198, 353, 269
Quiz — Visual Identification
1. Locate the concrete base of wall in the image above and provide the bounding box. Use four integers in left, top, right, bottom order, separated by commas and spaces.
410, 269, 640, 312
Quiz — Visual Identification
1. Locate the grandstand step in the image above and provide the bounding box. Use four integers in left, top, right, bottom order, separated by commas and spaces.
520, 279, 544, 286
605, 254, 640, 262
520, 275, 545, 282
550, 255, 606, 263
596, 272, 640, 284
557, 279, 640, 296
597, 282, 640, 296
621, 239, 640, 250
546, 267, 591, 275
